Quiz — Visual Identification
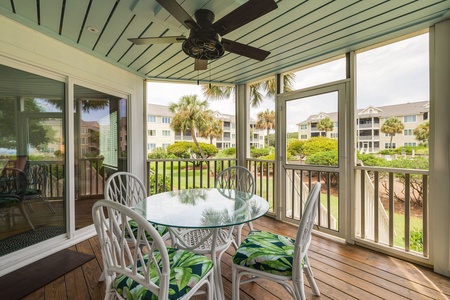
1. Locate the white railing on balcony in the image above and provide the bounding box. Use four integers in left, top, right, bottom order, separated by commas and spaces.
283, 167, 338, 232
354, 165, 428, 258
147, 158, 275, 215
285, 169, 337, 230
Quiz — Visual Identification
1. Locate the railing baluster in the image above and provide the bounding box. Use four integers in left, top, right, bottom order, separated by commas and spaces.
361, 169, 365, 239
162, 161, 166, 192
389, 172, 394, 247
327, 172, 331, 229
422, 174, 428, 257
405, 173, 411, 252
170, 160, 174, 191
185, 161, 188, 189
207, 160, 211, 188
155, 162, 159, 195
193, 161, 196, 188
374, 171, 379, 243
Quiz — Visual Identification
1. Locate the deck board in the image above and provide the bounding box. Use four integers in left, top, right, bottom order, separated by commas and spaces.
17, 216, 450, 300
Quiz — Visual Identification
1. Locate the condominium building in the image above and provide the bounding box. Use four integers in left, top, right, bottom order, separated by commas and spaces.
147, 104, 265, 153
297, 101, 429, 153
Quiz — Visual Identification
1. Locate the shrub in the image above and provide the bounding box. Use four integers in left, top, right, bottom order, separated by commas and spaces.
221, 147, 236, 157
406, 227, 423, 253
306, 150, 338, 166
357, 153, 387, 167
149, 172, 172, 195
167, 142, 191, 158
148, 147, 169, 159
287, 139, 306, 157
191, 142, 219, 158
303, 137, 338, 156
250, 147, 270, 158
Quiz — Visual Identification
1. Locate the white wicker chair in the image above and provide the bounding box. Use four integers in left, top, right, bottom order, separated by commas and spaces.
100, 171, 170, 281
232, 182, 322, 300
215, 166, 255, 247
104, 171, 170, 240
92, 200, 214, 300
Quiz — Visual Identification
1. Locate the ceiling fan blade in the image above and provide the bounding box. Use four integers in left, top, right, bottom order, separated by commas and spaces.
222, 39, 270, 61
156, 0, 200, 31
128, 36, 186, 45
212, 0, 277, 36
194, 59, 208, 71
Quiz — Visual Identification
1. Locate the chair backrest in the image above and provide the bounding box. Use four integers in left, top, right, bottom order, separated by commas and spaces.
293, 182, 321, 276
104, 172, 147, 207
0, 167, 28, 200
215, 166, 255, 198
27, 163, 49, 191
92, 199, 170, 297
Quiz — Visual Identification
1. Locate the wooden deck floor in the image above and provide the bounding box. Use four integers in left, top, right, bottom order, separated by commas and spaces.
21, 216, 450, 300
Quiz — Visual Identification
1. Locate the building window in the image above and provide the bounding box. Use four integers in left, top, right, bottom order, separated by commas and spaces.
403, 115, 417, 123
148, 143, 156, 150
423, 112, 428, 120
330, 133, 338, 138
403, 129, 413, 136
162, 143, 170, 149
385, 143, 396, 149
300, 134, 307, 139
385, 133, 394, 137
300, 125, 307, 130
162, 117, 171, 124
232, 134, 236, 138
148, 129, 156, 136
162, 130, 171, 136
404, 142, 417, 147
148, 115, 156, 122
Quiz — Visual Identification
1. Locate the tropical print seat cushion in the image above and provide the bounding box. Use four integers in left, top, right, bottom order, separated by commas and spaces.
127, 219, 168, 241
232, 231, 302, 276
115, 247, 213, 300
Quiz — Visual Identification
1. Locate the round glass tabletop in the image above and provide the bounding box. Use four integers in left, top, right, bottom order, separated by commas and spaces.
134, 188, 269, 228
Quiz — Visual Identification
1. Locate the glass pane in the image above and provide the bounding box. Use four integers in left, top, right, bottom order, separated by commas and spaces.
286, 92, 339, 166
74, 85, 127, 229
0, 64, 66, 256
290, 57, 346, 90
355, 33, 429, 252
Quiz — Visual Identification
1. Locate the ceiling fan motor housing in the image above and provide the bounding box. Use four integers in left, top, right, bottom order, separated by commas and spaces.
182, 9, 224, 60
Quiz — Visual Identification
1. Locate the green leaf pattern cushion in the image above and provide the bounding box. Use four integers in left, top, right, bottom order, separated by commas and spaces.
127, 220, 168, 241
115, 247, 213, 300
232, 231, 302, 276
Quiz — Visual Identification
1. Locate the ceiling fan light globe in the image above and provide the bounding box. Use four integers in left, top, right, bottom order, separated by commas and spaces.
182, 38, 224, 60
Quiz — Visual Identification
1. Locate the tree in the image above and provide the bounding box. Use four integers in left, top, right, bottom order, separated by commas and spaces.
169, 95, 213, 159
200, 118, 223, 144
0, 97, 54, 149
380, 117, 405, 149
202, 73, 296, 108
256, 109, 276, 148
317, 116, 334, 136
413, 121, 429, 144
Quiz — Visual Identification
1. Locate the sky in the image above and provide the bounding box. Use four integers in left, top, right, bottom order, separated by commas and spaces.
147, 33, 429, 133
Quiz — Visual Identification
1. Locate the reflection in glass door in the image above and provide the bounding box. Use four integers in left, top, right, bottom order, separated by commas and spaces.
278, 83, 347, 238
73, 85, 127, 229
0, 63, 66, 256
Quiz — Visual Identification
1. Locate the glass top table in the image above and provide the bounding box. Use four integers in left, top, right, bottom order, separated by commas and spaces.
134, 188, 269, 229
134, 188, 269, 300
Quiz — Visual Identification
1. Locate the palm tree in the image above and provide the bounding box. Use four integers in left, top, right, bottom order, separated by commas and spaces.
201, 85, 233, 100
380, 117, 405, 149
200, 118, 223, 144
413, 121, 429, 144
256, 109, 276, 148
317, 116, 334, 137
202, 73, 296, 108
169, 95, 213, 158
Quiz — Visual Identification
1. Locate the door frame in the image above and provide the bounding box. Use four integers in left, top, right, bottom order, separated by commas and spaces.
276, 80, 351, 239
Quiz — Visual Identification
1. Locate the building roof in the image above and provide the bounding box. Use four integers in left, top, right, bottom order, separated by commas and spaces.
296, 101, 429, 125
147, 104, 174, 117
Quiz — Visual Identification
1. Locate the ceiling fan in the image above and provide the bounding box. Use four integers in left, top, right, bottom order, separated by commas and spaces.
128, 0, 278, 70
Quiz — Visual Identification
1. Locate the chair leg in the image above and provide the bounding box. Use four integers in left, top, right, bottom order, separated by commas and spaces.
40, 195, 56, 213
232, 265, 240, 300
19, 202, 35, 230
304, 255, 320, 296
